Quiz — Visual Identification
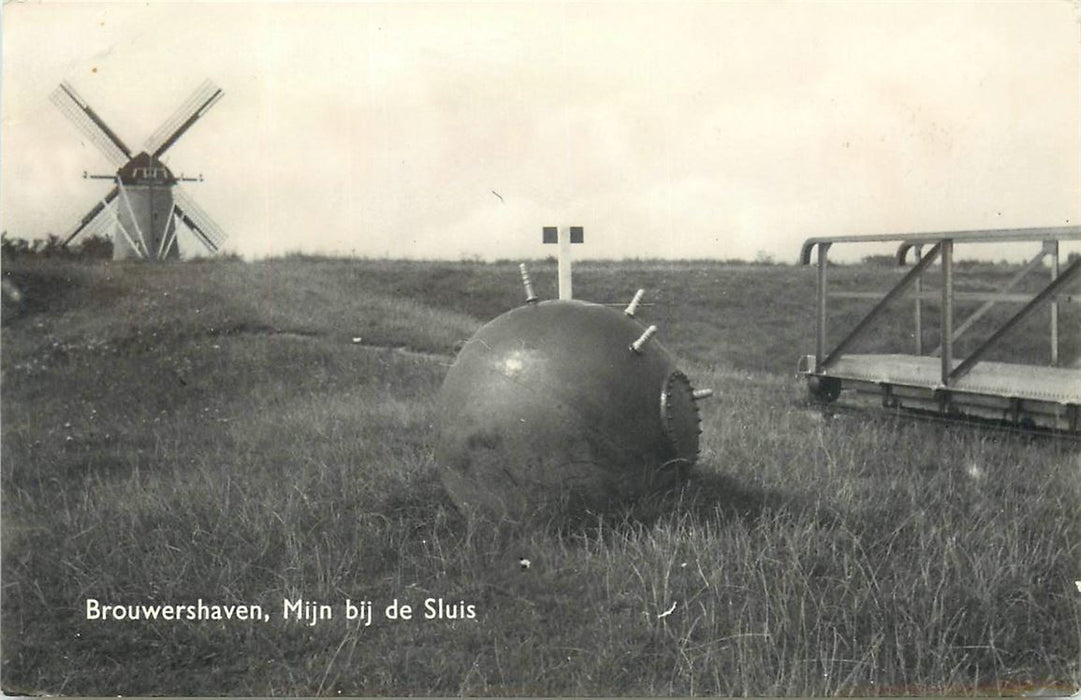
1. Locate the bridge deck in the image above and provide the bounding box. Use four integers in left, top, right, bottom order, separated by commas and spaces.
826, 354, 1080, 405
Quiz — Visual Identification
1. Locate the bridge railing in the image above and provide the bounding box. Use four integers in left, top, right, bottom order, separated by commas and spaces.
799, 226, 1081, 388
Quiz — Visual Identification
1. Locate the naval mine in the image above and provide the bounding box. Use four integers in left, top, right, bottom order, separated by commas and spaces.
435, 252, 712, 521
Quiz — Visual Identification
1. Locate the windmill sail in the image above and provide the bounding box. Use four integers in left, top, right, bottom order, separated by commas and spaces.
50, 82, 132, 168
173, 186, 227, 253
145, 80, 224, 158
81, 206, 119, 242
62, 186, 120, 246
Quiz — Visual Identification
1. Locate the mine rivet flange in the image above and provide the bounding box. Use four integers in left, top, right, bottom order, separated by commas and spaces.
630, 325, 658, 354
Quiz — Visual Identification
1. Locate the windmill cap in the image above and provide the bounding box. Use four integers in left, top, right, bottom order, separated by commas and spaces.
117, 152, 176, 186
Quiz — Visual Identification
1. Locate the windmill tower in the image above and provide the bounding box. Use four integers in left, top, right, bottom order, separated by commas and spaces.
51, 80, 227, 260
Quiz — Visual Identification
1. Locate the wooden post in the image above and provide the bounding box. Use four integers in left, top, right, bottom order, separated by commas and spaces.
940, 239, 953, 386
558, 227, 572, 300
815, 242, 831, 369
543, 226, 583, 301
913, 245, 923, 355
1050, 239, 1059, 366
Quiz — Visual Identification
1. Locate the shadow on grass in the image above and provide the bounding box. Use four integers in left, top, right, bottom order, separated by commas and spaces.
452, 468, 846, 541
621, 468, 845, 531
382, 458, 846, 554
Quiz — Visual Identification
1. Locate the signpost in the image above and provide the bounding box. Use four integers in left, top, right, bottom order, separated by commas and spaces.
542, 226, 583, 300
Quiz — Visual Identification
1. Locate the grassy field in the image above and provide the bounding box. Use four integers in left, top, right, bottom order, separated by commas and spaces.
2, 256, 1079, 695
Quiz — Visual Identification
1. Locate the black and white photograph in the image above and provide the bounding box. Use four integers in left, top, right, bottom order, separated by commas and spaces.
2, 1, 1080, 695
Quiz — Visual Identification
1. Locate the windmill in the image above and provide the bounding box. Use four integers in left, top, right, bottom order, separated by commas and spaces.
50, 80, 227, 260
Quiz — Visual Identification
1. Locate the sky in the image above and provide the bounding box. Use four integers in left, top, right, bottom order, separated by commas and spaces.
1, 1, 1079, 262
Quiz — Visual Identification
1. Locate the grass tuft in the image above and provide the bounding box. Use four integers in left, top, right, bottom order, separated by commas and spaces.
2, 257, 1078, 695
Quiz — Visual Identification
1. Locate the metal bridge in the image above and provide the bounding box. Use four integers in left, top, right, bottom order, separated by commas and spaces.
797, 226, 1081, 435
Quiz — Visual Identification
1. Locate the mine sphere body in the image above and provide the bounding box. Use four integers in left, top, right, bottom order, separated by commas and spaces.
435, 299, 702, 521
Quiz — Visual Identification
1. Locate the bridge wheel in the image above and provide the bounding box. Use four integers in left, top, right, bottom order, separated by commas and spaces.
807, 375, 842, 404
